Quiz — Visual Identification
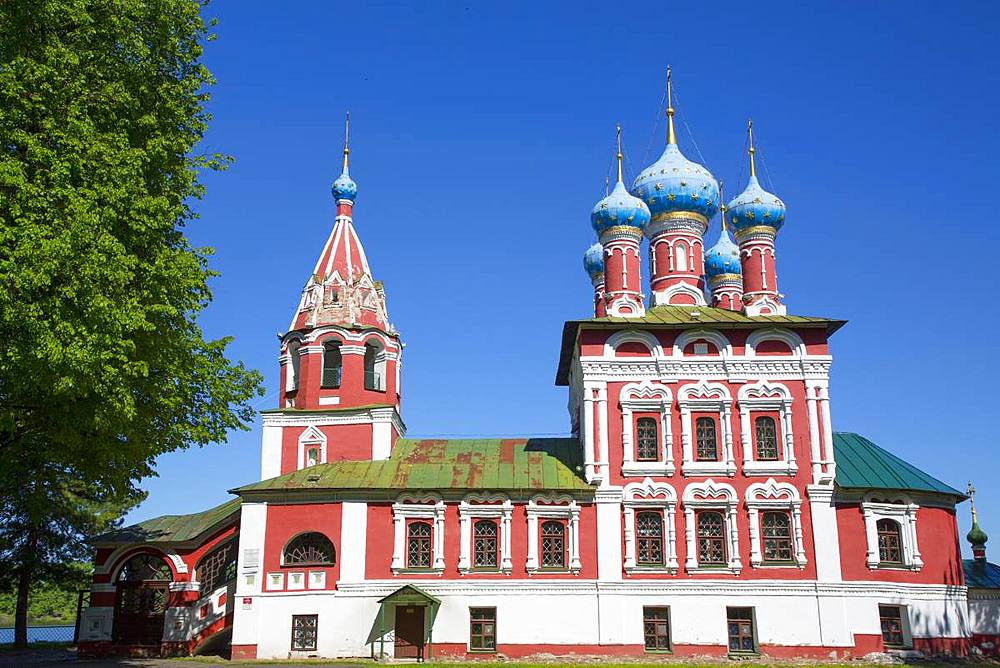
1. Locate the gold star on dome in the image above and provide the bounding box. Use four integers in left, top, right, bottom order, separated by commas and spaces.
746, 211, 755, 220
754, 197, 762, 203
763, 212, 771, 219
626, 215, 634, 222
655, 183, 663, 191
667, 193, 676, 201
691, 193, 699, 200
600, 203, 608, 209
647, 197, 656, 204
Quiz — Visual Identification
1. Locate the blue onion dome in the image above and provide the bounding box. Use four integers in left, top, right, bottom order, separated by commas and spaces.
331, 166, 357, 202
726, 121, 785, 234
704, 226, 741, 277
590, 180, 651, 236
632, 143, 720, 223
583, 242, 604, 278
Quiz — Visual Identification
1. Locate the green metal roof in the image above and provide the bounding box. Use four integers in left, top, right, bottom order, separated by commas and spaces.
556, 305, 846, 385
232, 437, 591, 497
964, 559, 1000, 589
92, 498, 241, 546
833, 432, 964, 498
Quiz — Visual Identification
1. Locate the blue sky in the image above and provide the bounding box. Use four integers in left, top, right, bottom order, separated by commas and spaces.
132, 1, 999, 554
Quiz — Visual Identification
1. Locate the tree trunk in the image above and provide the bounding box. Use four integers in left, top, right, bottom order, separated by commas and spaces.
14, 525, 38, 648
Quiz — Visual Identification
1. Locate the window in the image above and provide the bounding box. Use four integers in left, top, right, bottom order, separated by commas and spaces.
877, 519, 903, 564
636, 417, 658, 462
760, 511, 793, 563
879, 605, 906, 648
473, 520, 499, 569
116, 553, 172, 583
643, 606, 671, 651
288, 340, 302, 391
540, 521, 566, 569
636, 511, 664, 566
675, 243, 688, 271
754, 416, 778, 460
727, 607, 756, 653
321, 341, 342, 388
283, 532, 335, 566
363, 341, 385, 391
196, 541, 237, 594
469, 607, 496, 652
407, 522, 432, 569
305, 446, 321, 467
697, 511, 727, 565
291, 614, 318, 652
695, 417, 718, 461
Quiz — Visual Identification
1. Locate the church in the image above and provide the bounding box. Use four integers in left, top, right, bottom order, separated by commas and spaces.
77, 75, 1000, 660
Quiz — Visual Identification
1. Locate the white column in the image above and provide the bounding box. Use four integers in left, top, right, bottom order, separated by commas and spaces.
665, 505, 678, 570
818, 385, 836, 477
501, 505, 513, 572
595, 490, 623, 581
232, 502, 267, 650
622, 506, 636, 569
807, 485, 843, 580
792, 504, 807, 566
806, 384, 822, 481
458, 511, 471, 572
583, 388, 596, 482
782, 403, 796, 467
525, 511, 539, 571
684, 507, 697, 571
371, 410, 393, 460
621, 406, 634, 468
597, 385, 610, 485
680, 407, 693, 465
391, 513, 405, 571
569, 503, 582, 572
739, 404, 752, 467
727, 505, 742, 569
748, 507, 762, 566
660, 406, 674, 471
722, 404, 735, 475
433, 504, 446, 570
339, 502, 368, 581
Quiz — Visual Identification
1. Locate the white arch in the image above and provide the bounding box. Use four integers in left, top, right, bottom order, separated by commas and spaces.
298, 425, 327, 469
746, 478, 801, 503
677, 380, 732, 402
98, 546, 187, 578
654, 281, 707, 307
620, 381, 671, 403
681, 479, 741, 573
673, 329, 732, 357
744, 478, 807, 568
737, 380, 792, 402
745, 328, 805, 357
682, 478, 738, 504
623, 478, 677, 503
604, 330, 663, 358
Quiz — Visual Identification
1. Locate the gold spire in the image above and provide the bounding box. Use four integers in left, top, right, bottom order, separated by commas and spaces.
666, 65, 677, 146
616, 123, 624, 183
747, 118, 756, 178
969, 481, 978, 525
342, 111, 351, 171
718, 180, 727, 232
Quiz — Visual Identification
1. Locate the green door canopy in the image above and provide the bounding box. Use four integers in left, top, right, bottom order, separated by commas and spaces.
368, 584, 441, 658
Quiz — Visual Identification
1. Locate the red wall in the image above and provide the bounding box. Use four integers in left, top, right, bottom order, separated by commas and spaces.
263, 503, 343, 589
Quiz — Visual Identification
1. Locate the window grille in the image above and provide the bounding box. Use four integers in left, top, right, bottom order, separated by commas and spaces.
695, 417, 718, 461
643, 606, 671, 651
321, 342, 342, 388
540, 521, 566, 569
636, 417, 658, 461
877, 519, 903, 564
761, 511, 793, 563
697, 511, 726, 565
407, 521, 432, 568
726, 607, 756, 653
473, 519, 499, 569
754, 416, 779, 460
116, 554, 172, 583
635, 511, 664, 566
291, 614, 318, 652
469, 607, 496, 652
196, 541, 237, 594
879, 604, 905, 647
283, 532, 336, 566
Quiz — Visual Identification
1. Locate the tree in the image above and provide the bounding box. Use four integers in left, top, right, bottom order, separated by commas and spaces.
0, 0, 264, 646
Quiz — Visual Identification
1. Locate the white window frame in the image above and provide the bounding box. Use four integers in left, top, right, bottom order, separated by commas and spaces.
678, 382, 736, 477
623, 478, 678, 574
737, 381, 797, 476
391, 495, 446, 574
525, 495, 581, 574
458, 494, 513, 574
878, 602, 914, 649
620, 383, 674, 477
745, 478, 807, 568
682, 479, 741, 574
297, 426, 327, 470
862, 494, 922, 571
265, 572, 284, 591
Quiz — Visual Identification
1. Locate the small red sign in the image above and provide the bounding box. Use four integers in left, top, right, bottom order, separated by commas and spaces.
242, 597, 253, 610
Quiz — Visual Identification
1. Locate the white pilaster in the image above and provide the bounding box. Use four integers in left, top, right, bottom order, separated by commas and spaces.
260, 423, 282, 480
339, 502, 368, 582
595, 489, 623, 582
232, 502, 267, 649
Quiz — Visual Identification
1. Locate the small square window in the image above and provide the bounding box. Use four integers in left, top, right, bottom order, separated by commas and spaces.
693, 342, 709, 355
470, 607, 496, 652
643, 606, 671, 651
291, 614, 318, 652
726, 607, 757, 654
879, 604, 907, 648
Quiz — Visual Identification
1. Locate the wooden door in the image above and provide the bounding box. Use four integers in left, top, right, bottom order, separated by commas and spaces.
113, 582, 168, 645
394, 606, 425, 659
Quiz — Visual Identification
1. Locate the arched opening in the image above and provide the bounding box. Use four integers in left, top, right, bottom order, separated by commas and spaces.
675, 243, 688, 272
635, 510, 664, 566
363, 340, 386, 391
113, 553, 172, 645
283, 532, 336, 566
877, 518, 903, 564
321, 340, 342, 388
287, 339, 302, 391
754, 416, 779, 461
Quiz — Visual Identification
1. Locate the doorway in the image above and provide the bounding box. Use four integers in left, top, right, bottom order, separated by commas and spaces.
394, 605, 425, 659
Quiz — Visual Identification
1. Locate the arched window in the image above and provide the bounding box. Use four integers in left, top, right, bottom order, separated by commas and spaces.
283, 532, 336, 566
636, 417, 658, 462
540, 521, 566, 569
761, 511, 793, 563
116, 553, 172, 583
288, 340, 302, 391
754, 416, 778, 461
696, 511, 726, 565
196, 541, 237, 594
363, 341, 386, 391
321, 341, 342, 389
473, 519, 498, 569
877, 519, 903, 564
695, 417, 718, 461
675, 243, 688, 272
407, 521, 432, 568
635, 511, 664, 566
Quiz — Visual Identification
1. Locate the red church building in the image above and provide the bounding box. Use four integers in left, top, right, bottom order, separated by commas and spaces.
77, 82, 1000, 660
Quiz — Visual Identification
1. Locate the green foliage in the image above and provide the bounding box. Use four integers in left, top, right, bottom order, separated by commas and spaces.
0, 577, 87, 625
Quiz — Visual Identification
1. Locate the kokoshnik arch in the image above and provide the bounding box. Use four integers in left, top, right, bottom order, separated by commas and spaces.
77, 76, 1000, 660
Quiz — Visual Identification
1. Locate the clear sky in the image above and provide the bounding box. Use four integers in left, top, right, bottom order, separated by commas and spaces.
131, 1, 1000, 555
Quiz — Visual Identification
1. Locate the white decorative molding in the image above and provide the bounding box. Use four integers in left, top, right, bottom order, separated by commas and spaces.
677, 381, 736, 477
672, 329, 732, 357
297, 425, 327, 469
619, 382, 674, 477
622, 478, 678, 574
266, 572, 284, 591
744, 295, 787, 316
745, 328, 806, 357
391, 495, 446, 574
652, 280, 707, 307
737, 381, 797, 476
458, 494, 513, 575
608, 294, 645, 318
682, 479, 741, 574
745, 478, 807, 568
575, 355, 832, 385
94, 546, 189, 576
261, 406, 405, 442
861, 493, 923, 571
525, 495, 581, 574
604, 330, 663, 358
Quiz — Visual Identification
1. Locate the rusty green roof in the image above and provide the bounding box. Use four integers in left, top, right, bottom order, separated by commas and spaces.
231, 437, 591, 498
833, 432, 964, 498
91, 498, 241, 546
556, 305, 846, 385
